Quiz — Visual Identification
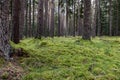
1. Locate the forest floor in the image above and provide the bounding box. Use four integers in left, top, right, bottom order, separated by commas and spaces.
1, 37, 120, 80
0, 58, 24, 80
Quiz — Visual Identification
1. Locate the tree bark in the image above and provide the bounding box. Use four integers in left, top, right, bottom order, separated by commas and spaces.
32, 0, 35, 37
73, 0, 76, 36
0, 0, 11, 59
78, 0, 83, 36
92, 0, 97, 37
109, 0, 112, 36
44, 0, 49, 37
82, 0, 91, 40
97, 0, 101, 36
13, 0, 20, 43
66, 0, 69, 36
19, 0, 25, 39
25, 0, 29, 37
50, 0, 55, 37
58, 0, 61, 36
116, 0, 119, 35
37, 0, 43, 38
28, 0, 32, 37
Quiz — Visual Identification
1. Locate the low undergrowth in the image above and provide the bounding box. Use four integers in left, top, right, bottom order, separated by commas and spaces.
0, 57, 5, 68
11, 37, 120, 80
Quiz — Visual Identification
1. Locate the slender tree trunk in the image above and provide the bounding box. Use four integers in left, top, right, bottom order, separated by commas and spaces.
32, 0, 35, 37
28, 0, 32, 37
78, 0, 83, 36
13, 0, 20, 43
97, 0, 101, 36
48, 0, 51, 36
58, 0, 61, 36
109, 0, 112, 36
25, 0, 29, 37
72, 0, 75, 36
82, 0, 91, 40
66, 0, 69, 36
60, 13, 64, 36
44, 0, 49, 37
116, 0, 119, 35
92, 0, 97, 37
50, 0, 55, 37
0, 0, 11, 59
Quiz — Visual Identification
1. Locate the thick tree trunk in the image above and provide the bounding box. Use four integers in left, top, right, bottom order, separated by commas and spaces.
13, 0, 20, 44
0, 0, 10, 59
37, 0, 43, 38
82, 0, 91, 40
19, 0, 25, 39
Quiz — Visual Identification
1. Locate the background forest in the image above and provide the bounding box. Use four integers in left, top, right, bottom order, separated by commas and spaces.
0, 0, 120, 80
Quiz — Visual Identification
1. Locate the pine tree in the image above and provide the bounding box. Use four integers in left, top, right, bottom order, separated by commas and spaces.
0, 0, 11, 59
82, 0, 91, 40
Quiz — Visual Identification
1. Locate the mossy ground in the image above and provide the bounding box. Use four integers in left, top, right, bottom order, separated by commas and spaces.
11, 37, 120, 80
0, 57, 5, 68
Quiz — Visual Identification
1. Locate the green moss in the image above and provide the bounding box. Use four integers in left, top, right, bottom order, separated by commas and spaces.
1, 72, 9, 79
0, 57, 5, 68
11, 37, 120, 80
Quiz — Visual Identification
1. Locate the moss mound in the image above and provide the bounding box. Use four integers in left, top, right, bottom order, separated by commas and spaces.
11, 37, 120, 80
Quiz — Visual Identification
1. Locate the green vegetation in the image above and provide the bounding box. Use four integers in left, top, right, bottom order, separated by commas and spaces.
0, 57, 5, 68
11, 37, 120, 80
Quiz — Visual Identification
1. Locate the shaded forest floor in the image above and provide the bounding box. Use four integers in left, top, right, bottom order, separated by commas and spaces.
0, 60, 24, 80
1, 37, 120, 80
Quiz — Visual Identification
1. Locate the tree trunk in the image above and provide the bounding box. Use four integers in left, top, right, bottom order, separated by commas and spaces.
44, 0, 49, 37
13, 0, 20, 44
97, 0, 101, 36
58, 0, 61, 36
0, 0, 11, 59
78, 0, 83, 36
82, 0, 91, 40
109, 0, 112, 36
50, 0, 55, 37
25, 0, 29, 37
28, 0, 32, 37
116, 0, 119, 35
19, 0, 25, 39
37, 0, 43, 38
32, 0, 35, 37
92, 0, 97, 37
73, 0, 76, 36
66, 0, 69, 36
